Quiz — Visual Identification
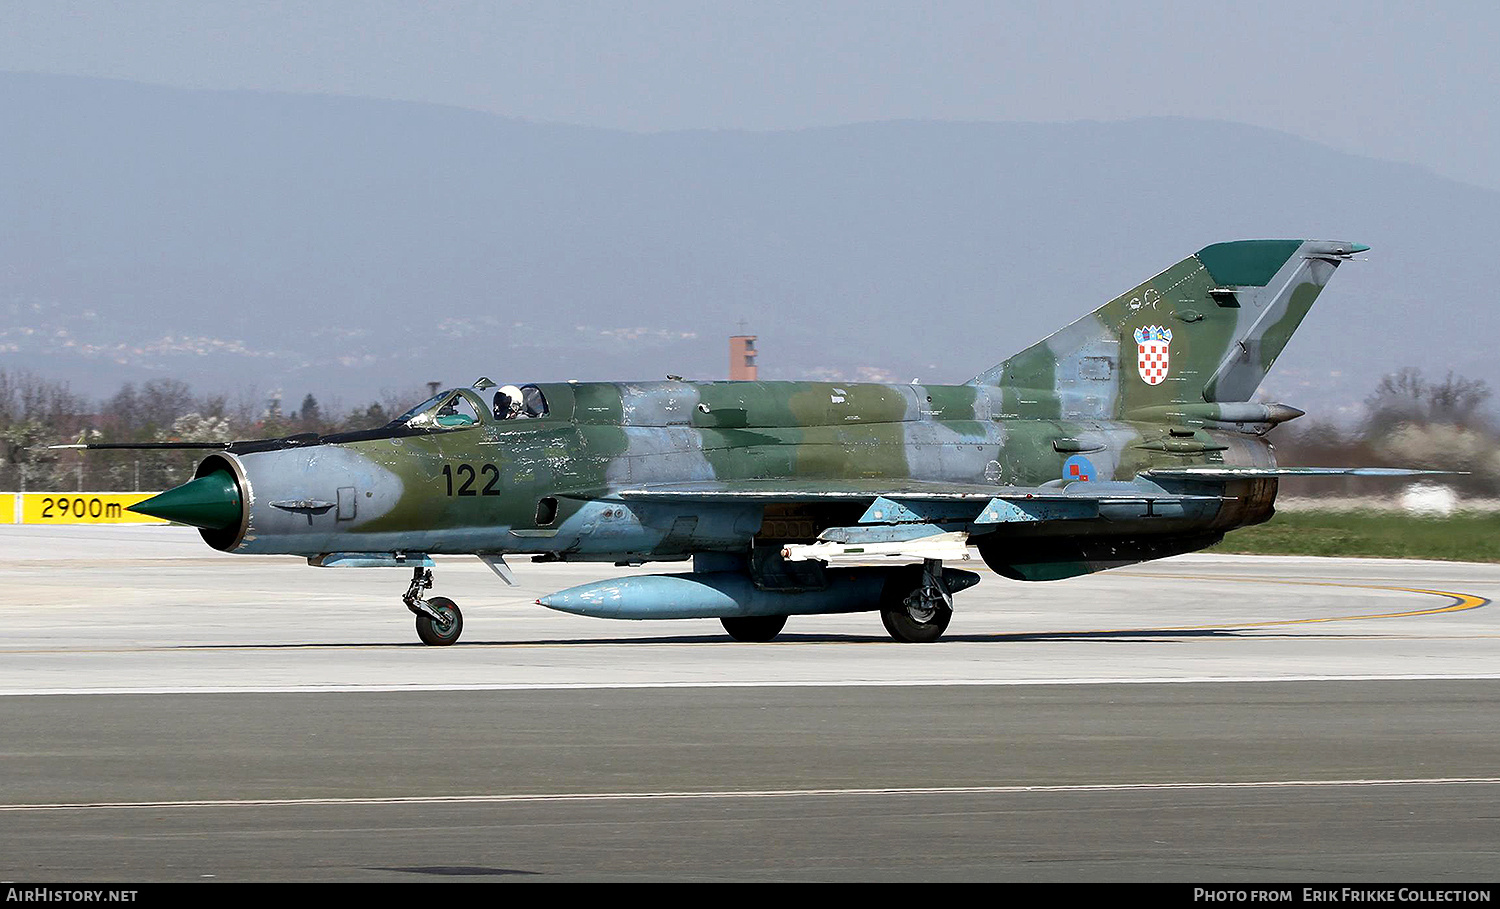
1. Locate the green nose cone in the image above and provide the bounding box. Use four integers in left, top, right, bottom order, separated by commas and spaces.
129, 469, 243, 530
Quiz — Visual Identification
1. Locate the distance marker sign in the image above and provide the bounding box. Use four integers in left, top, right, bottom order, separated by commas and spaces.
20, 493, 168, 524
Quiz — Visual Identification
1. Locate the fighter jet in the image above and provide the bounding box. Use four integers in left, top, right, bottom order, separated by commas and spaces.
74, 239, 1436, 644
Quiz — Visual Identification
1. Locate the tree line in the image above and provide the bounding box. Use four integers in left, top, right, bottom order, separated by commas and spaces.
0, 371, 423, 492
1273, 368, 1499, 497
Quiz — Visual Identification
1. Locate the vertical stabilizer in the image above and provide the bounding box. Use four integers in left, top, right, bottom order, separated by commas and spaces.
969, 240, 1363, 416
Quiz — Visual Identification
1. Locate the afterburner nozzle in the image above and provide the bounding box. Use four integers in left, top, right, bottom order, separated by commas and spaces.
129, 469, 243, 530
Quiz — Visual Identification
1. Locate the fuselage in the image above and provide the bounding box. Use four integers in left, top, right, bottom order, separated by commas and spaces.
189, 379, 1279, 577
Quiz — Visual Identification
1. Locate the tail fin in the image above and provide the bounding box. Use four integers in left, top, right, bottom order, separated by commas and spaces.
969, 239, 1365, 416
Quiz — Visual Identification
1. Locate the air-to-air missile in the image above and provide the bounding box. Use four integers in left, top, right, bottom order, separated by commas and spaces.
68, 239, 1442, 645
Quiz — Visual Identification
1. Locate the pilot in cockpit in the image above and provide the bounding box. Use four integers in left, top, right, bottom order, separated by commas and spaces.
493, 384, 525, 420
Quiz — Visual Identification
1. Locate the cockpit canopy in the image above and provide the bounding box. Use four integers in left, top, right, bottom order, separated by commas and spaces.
394, 389, 483, 430
493, 383, 549, 420
395, 383, 549, 431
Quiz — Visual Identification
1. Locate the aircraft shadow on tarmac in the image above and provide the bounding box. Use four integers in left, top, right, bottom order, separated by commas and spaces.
166, 626, 1385, 649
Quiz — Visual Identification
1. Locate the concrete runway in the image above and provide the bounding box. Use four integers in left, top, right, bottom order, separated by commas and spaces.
1, 525, 1498, 881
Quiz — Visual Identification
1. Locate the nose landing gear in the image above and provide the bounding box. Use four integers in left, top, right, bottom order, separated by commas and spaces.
403, 567, 464, 646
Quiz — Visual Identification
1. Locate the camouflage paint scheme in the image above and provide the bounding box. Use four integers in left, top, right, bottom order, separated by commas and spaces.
184, 239, 1358, 591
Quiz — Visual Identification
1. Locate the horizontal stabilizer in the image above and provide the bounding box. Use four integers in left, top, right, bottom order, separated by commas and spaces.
1143, 467, 1459, 480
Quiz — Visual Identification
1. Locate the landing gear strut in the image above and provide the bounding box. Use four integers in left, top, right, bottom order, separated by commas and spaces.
404, 567, 463, 646
880, 559, 953, 643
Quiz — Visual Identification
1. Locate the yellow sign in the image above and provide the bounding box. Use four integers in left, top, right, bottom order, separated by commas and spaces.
20, 493, 168, 525
0, 493, 14, 524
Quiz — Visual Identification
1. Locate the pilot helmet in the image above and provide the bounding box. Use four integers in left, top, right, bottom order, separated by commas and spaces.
499, 385, 524, 415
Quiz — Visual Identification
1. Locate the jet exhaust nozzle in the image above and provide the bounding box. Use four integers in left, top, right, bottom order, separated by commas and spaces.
128, 468, 243, 531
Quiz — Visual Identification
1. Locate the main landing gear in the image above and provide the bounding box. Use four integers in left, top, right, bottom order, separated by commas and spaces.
720, 614, 788, 642
880, 559, 954, 643
404, 567, 463, 646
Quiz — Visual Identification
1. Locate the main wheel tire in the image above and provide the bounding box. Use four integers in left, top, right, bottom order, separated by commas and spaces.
720, 614, 788, 642
880, 601, 952, 643
415, 596, 463, 646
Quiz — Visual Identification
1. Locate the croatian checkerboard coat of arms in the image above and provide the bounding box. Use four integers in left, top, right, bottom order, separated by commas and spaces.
1134, 325, 1172, 386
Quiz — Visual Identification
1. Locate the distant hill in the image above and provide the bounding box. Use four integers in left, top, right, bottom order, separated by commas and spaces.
3, 72, 1497, 418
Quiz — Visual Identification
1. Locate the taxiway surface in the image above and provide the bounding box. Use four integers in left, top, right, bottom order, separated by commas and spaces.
1, 525, 1497, 880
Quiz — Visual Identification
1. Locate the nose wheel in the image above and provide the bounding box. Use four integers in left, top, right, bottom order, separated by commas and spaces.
404, 568, 464, 646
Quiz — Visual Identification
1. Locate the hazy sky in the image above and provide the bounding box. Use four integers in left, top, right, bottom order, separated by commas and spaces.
4, 1, 1498, 190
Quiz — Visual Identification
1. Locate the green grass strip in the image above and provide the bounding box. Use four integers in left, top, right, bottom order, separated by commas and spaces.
1213, 511, 1500, 563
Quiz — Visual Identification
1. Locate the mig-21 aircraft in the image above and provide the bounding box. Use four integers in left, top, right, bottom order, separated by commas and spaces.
69, 239, 1437, 645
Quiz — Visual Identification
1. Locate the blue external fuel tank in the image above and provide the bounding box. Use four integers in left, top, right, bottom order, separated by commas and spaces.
536, 566, 982, 620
